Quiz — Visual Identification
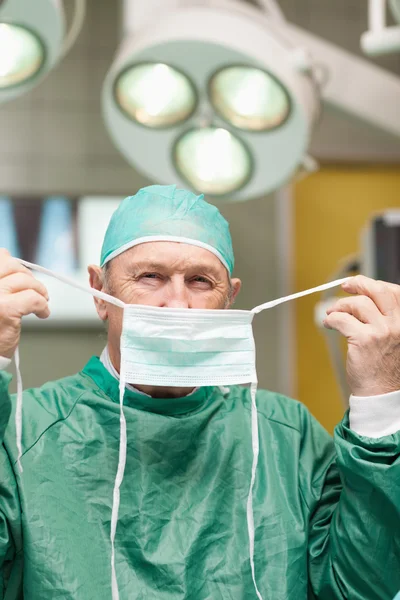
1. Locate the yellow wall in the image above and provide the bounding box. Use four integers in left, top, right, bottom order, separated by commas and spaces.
294, 167, 400, 433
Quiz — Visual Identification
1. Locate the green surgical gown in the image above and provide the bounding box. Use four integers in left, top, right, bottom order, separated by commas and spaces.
0, 356, 399, 599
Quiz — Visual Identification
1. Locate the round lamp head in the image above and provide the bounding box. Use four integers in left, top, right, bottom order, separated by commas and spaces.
0, 23, 45, 88
114, 62, 197, 128
174, 126, 252, 196
209, 65, 291, 132
0, 0, 65, 103
102, 1, 320, 201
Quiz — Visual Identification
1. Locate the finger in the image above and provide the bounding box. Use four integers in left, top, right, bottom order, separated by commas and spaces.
326, 295, 382, 324
17, 290, 50, 320
0, 273, 49, 300
342, 275, 400, 316
323, 311, 367, 339
0, 253, 32, 280
0, 290, 50, 320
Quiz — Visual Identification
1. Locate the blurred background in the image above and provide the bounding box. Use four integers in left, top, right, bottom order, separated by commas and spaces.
1, 0, 400, 432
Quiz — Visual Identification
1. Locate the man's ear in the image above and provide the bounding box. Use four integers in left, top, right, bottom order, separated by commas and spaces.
88, 265, 108, 321
227, 278, 241, 308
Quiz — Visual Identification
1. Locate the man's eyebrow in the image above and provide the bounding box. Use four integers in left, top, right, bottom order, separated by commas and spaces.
129, 261, 223, 278
129, 261, 169, 272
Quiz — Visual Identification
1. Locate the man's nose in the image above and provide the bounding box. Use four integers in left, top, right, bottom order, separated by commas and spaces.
162, 277, 190, 309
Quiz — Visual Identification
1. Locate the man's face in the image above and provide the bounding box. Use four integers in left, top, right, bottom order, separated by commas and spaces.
88, 241, 241, 378
104, 241, 235, 309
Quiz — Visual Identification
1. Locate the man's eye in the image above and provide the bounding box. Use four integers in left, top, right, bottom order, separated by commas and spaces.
192, 277, 211, 285
141, 273, 161, 280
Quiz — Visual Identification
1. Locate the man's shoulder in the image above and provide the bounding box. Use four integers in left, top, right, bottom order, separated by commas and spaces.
5, 367, 94, 455
257, 388, 309, 433
18, 368, 88, 401
228, 385, 315, 436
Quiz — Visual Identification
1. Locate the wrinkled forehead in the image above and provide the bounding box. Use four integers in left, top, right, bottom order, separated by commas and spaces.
106, 240, 230, 278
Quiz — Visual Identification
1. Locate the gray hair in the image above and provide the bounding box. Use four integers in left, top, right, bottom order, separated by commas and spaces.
102, 262, 113, 294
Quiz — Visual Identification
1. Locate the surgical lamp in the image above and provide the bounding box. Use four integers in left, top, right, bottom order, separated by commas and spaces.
0, 0, 86, 104
102, 0, 321, 201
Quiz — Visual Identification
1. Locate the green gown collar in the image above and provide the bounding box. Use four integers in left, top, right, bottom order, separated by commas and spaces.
82, 356, 215, 416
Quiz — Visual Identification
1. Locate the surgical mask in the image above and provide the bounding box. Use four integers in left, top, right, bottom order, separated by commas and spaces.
15, 259, 349, 600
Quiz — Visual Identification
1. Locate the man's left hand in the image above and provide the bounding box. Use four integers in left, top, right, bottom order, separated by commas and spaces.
324, 275, 400, 396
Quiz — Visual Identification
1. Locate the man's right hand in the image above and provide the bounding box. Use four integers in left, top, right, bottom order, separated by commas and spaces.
0, 249, 50, 359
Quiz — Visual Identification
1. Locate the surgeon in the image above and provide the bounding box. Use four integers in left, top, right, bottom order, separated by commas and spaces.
0, 184, 399, 600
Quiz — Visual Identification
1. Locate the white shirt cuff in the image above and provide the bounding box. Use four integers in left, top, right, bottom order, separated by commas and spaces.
349, 390, 400, 438
0, 356, 12, 371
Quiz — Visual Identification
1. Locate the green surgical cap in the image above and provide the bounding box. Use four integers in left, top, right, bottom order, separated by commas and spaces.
100, 185, 235, 274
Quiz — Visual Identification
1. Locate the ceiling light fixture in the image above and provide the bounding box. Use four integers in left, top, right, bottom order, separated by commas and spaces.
102, 0, 321, 201
0, 0, 86, 103
103, 0, 400, 200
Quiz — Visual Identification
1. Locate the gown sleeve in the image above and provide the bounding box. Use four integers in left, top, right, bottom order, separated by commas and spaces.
0, 371, 23, 597
303, 407, 400, 600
